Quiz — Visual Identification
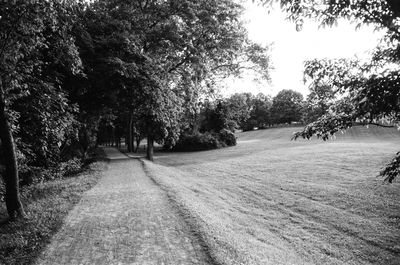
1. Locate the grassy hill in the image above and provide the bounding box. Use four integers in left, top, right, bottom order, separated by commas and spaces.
145, 125, 400, 265
238, 125, 400, 141
156, 125, 400, 167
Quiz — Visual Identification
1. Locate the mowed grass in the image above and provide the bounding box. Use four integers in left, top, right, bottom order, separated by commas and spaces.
144, 125, 400, 265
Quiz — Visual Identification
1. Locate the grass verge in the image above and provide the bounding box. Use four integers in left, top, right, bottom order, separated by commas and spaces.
0, 152, 107, 265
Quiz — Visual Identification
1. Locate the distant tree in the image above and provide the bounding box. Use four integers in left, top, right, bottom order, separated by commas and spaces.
244, 93, 273, 131
200, 100, 233, 133
271, 89, 304, 125
302, 84, 335, 124
200, 93, 256, 133
226, 93, 254, 129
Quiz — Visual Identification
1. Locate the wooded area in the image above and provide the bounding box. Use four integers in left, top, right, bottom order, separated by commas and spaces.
0, 0, 272, 219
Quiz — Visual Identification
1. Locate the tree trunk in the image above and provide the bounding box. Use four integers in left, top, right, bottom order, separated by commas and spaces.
130, 125, 134, 152
135, 136, 141, 153
127, 112, 134, 152
146, 135, 154, 161
192, 111, 199, 133
112, 127, 116, 147
0, 80, 25, 220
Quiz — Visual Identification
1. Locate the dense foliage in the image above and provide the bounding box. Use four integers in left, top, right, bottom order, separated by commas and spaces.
0, 0, 271, 219
0, 0, 84, 218
270, 89, 303, 125
204, 91, 304, 133
172, 129, 236, 152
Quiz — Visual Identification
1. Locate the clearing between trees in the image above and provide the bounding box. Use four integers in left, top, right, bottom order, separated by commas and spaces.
144, 126, 400, 265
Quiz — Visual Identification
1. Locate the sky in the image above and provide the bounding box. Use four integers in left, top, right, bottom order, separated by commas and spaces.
222, 2, 385, 97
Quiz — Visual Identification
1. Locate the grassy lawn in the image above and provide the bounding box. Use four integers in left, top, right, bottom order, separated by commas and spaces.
144, 126, 400, 265
0, 159, 106, 265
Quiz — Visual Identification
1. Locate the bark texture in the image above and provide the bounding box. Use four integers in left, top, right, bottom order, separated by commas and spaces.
146, 135, 154, 161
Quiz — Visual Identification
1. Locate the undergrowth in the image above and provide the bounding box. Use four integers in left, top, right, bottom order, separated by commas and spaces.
0, 149, 106, 265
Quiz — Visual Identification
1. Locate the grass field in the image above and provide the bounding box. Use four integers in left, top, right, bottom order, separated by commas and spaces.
143, 125, 400, 265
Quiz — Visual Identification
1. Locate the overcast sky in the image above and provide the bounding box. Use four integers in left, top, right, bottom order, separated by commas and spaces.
222, 2, 384, 97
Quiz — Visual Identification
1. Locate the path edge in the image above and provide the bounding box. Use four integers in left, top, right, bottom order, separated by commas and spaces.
139, 159, 224, 265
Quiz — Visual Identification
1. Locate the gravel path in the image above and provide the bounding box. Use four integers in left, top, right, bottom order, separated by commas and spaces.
36, 147, 211, 265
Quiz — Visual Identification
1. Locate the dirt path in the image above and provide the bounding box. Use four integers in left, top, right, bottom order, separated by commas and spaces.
36, 147, 211, 265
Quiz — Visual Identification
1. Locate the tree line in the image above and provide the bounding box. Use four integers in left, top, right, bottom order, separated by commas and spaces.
215, 87, 333, 132
0, 0, 271, 219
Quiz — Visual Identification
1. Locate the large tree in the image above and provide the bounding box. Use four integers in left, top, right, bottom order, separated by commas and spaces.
0, 0, 82, 219
260, 0, 400, 181
271, 89, 304, 124
243, 93, 273, 131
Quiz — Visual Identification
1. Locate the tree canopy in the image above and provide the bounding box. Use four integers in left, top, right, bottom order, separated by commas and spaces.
0, 0, 272, 219
271, 89, 303, 125
0, 0, 83, 219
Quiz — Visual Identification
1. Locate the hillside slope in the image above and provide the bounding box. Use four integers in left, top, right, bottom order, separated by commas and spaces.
156, 125, 400, 167
146, 125, 400, 265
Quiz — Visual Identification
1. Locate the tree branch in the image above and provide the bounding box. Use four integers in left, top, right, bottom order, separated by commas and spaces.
356, 122, 395, 128
167, 53, 191, 73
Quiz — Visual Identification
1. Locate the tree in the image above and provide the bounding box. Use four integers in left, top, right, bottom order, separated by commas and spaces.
82, 0, 271, 159
259, 0, 400, 181
200, 100, 235, 133
302, 84, 335, 124
0, 0, 82, 219
226, 93, 254, 129
271, 89, 303, 124
200, 94, 254, 133
244, 93, 273, 130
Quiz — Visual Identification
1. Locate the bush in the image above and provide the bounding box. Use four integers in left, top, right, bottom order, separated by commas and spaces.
218, 129, 237, 146
172, 130, 237, 152
173, 132, 220, 151
242, 119, 257, 132
39, 158, 83, 181
59, 158, 84, 177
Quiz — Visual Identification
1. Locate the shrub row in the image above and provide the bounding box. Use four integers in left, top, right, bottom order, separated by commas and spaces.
172, 129, 237, 152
